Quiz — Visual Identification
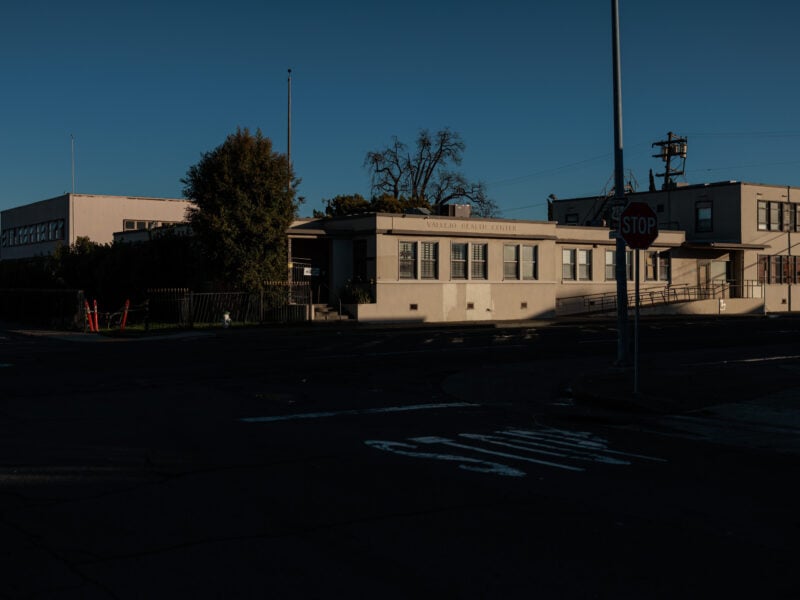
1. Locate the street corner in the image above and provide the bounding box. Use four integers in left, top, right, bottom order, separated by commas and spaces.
569, 368, 671, 415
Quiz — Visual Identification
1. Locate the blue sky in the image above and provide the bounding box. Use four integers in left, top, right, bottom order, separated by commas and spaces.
2, 0, 800, 221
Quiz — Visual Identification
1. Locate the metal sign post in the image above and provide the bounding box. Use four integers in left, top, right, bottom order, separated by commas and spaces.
634, 249, 640, 395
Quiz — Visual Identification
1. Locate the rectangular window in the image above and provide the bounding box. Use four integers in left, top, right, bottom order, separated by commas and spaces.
782, 203, 795, 232
646, 251, 657, 281
399, 241, 417, 279
577, 249, 592, 281
421, 242, 438, 279
696, 202, 712, 232
503, 245, 519, 280
471, 244, 487, 279
521, 245, 537, 280
124, 220, 135, 230
607, 250, 635, 281
562, 249, 576, 280
451, 243, 467, 279
605, 250, 615, 280
769, 202, 781, 231
658, 252, 671, 281
757, 201, 768, 230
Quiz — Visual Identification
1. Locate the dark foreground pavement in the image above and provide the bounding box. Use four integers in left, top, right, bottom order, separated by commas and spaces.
1, 317, 799, 598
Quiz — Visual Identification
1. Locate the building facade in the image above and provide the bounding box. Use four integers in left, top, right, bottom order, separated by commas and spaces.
550, 181, 798, 313
288, 212, 691, 322
1, 193, 192, 260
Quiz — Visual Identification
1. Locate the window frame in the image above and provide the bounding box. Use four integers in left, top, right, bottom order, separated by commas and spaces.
398, 241, 417, 280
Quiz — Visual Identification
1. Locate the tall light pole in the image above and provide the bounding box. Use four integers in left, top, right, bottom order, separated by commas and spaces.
612, 0, 630, 365
287, 68, 292, 192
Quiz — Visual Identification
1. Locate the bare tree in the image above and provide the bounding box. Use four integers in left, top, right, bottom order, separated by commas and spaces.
364, 128, 498, 217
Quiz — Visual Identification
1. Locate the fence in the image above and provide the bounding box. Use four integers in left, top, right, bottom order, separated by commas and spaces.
0, 288, 85, 328
556, 282, 752, 316
146, 282, 311, 328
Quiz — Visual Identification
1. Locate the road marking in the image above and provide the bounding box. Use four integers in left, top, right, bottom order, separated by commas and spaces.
239, 401, 477, 423
690, 354, 800, 367
367, 426, 666, 477
410, 436, 584, 472
364, 440, 526, 478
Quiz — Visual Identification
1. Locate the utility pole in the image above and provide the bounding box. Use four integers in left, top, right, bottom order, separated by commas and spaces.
611, 0, 629, 365
651, 131, 688, 190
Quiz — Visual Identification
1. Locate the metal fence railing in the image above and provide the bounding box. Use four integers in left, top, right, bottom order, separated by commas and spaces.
555, 282, 760, 316
146, 283, 311, 328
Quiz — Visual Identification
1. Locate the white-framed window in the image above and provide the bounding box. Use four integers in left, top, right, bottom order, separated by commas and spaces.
577, 249, 592, 281
605, 249, 633, 281
503, 245, 519, 279
421, 241, 438, 279
399, 241, 439, 280
451, 243, 468, 279
645, 251, 671, 282
504, 244, 538, 280
471, 244, 487, 279
451, 242, 488, 280
399, 241, 417, 279
562, 249, 576, 280
521, 245, 537, 280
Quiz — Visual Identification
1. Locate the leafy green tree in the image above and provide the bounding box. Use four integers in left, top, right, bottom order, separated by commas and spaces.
321, 193, 371, 217
365, 128, 499, 217
182, 128, 299, 290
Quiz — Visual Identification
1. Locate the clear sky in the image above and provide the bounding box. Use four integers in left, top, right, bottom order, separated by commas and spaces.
2, 0, 800, 221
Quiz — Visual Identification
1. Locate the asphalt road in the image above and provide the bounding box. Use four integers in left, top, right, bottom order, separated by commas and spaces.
1, 317, 799, 598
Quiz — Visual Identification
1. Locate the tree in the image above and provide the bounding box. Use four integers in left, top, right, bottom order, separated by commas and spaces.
182, 128, 299, 291
320, 194, 371, 217
365, 128, 498, 217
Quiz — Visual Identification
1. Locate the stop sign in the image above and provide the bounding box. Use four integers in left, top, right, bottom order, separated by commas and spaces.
620, 202, 658, 249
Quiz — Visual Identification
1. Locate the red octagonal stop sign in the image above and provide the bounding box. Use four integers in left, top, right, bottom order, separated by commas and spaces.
620, 202, 658, 249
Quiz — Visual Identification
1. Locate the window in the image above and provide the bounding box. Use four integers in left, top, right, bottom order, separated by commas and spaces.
696, 202, 712, 232
471, 244, 487, 279
124, 220, 136, 231
562, 249, 576, 280
577, 249, 592, 280
503, 245, 519, 279
504, 244, 538, 280
565, 213, 579, 225
769, 202, 781, 231
421, 242, 438, 279
605, 249, 634, 281
645, 251, 671, 282
399, 241, 417, 279
521, 245, 537, 280
758, 200, 800, 232
451, 242, 489, 280
451, 243, 467, 279
759, 255, 800, 284
758, 201, 768, 230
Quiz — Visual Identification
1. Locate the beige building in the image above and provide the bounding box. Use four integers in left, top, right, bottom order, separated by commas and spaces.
550, 180, 798, 314
288, 212, 687, 322
1, 193, 192, 260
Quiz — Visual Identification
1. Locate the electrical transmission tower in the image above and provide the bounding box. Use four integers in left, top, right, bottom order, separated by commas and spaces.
651, 132, 687, 190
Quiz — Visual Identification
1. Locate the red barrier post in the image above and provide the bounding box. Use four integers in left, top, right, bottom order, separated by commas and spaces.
121, 300, 130, 331
93, 299, 100, 332
84, 300, 95, 332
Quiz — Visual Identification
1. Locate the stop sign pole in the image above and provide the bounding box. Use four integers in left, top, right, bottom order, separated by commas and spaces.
620, 202, 659, 395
